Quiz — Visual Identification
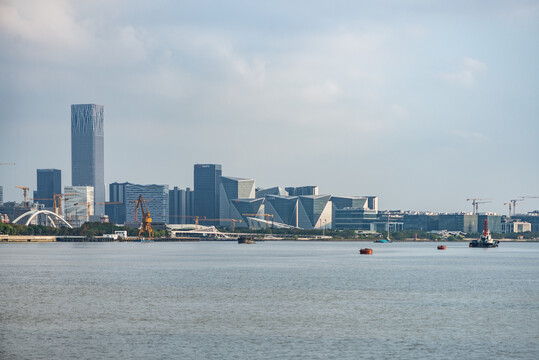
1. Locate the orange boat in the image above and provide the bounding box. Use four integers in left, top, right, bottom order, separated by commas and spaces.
359, 248, 373, 255
437, 245, 447, 250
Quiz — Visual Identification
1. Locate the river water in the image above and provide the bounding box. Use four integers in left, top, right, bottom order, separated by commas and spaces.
1, 241, 538, 359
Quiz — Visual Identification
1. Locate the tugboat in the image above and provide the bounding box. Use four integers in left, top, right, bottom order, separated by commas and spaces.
238, 235, 256, 244
469, 219, 499, 248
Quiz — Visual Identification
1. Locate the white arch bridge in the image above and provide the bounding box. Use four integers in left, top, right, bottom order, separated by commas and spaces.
12, 210, 73, 228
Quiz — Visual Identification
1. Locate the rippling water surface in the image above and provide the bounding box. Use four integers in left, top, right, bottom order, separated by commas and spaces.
1, 241, 538, 359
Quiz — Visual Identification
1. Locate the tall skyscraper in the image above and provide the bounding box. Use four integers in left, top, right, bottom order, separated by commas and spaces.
0, 185, 3, 205
71, 104, 105, 215
33, 169, 61, 208
194, 164, 222, 223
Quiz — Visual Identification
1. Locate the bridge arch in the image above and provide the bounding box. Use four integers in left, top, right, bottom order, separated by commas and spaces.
12, 210, 73, 229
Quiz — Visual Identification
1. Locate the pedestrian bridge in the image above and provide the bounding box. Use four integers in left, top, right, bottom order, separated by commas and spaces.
12, 210, 73, 228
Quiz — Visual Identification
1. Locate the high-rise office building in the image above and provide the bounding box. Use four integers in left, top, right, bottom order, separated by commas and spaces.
124, 183, 169, 223
33, 169, 61, 208
106, 182, 131, 224
0, 185, 3, 205
169, 187, 194, 224
194, 164, 222, 223
71, 104, 105, 215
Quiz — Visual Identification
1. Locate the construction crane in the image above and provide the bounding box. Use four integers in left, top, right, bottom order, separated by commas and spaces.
74, 202, 93, 221
131, 195, 153, 238
0, 163, 16, 165
53, 193, 77, 216
503, 202, 512, 217
199, 218, 242, 231
242, 213, 274, 230
15, 186, 30, 207
170, 215, 206, 229
509, 199, 525, 216
466, 198, 492, 214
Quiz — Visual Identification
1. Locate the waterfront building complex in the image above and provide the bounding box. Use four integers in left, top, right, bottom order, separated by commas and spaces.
64, 186, 94, 226
33, 169, 61, 209
285, 186, 319, 196
332, 196, 379, 230
71, 104, 105, 216
219, 176, 256, 227
255, 187, 288, 197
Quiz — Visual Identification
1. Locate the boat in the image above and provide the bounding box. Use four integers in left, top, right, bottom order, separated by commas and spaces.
437, 245, 446, 250
238, 235, 256, 244
469, 219, 499, 248
359, 248, 373, 255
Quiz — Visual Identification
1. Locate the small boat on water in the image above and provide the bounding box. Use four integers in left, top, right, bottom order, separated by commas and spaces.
238, 235, 256, 244
437, 245, 447, 250
359, 248, 373, 255
469, 219, 499, 248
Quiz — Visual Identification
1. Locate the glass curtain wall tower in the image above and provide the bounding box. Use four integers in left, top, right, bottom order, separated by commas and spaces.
71, 104, 105, 215
34, 169, 61, 209
194, 164, 222, 225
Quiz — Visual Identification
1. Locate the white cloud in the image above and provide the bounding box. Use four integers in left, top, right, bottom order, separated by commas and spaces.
441, 57, 487, 88
452, 130, 489, 143
0, 0, 89, 47
301, 81, 342, 104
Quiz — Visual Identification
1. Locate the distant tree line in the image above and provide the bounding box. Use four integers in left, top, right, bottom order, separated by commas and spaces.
0, 222, 128, 237
1, 222, 536, 240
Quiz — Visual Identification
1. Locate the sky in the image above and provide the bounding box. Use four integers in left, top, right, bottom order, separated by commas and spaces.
1, 0, 538, 215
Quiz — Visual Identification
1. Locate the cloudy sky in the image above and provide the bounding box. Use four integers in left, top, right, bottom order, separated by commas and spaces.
1, 0, 538, 214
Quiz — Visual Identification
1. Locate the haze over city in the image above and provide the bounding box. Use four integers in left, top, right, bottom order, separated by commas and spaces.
1, 0, 538, 214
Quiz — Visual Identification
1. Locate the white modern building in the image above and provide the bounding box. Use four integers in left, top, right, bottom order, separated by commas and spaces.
64, 186, 94, 226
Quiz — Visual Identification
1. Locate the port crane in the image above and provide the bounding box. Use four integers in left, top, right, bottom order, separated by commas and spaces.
15, 186, 30, 207
131, 195, 153, 238
466, 198, 492, 214
242, 213, 274, 230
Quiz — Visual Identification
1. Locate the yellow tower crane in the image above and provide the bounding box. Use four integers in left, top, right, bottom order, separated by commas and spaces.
15, 186, 30, 207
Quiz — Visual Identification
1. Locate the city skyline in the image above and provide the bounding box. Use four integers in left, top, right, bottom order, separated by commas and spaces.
1, 1, 538, 215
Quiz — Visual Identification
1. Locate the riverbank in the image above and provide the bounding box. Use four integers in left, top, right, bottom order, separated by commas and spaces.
2, 235, 538, 243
